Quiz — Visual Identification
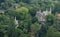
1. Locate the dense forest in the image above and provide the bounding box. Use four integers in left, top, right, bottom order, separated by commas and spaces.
0, 0, 60, 37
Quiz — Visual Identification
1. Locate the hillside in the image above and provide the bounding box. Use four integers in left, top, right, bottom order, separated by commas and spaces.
0, 0, 60, 37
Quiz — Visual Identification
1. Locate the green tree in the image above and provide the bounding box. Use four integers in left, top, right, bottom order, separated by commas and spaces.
16, 7, 29, 20
46, 13, 55, 26
46, 26, 60, 37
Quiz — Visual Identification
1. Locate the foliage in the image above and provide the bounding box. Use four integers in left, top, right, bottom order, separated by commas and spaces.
46, 26, 60, 37
16, 7, 29, 20
16, 7, 29, 13
46, 13, 55, 26
0, 0, 60, 37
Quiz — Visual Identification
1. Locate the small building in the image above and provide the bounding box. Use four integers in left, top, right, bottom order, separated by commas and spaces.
36, 10, 51, 22
36, 11, 46, 22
